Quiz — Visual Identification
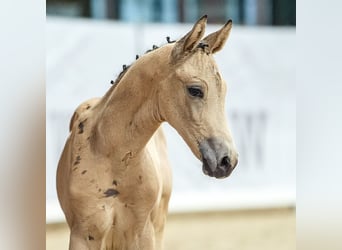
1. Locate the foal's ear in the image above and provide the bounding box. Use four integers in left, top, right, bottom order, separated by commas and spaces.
203, 19, 232, 54
171, 15, 207, 62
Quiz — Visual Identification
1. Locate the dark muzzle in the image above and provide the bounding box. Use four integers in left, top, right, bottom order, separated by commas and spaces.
199, 137, 238, 179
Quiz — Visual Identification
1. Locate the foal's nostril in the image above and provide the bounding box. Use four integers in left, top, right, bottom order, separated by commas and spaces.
220, 156, 230, 167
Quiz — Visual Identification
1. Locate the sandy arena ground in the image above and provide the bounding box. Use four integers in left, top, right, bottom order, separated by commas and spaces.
46, 208, 295, 250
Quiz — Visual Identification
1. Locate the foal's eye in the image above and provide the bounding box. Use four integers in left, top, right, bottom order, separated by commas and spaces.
187, 86, 204, 98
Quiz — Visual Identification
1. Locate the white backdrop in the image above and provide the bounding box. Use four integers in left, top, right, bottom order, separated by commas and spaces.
47, 17, 295, 223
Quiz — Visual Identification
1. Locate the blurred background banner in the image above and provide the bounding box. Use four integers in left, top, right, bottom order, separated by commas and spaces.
46, 0, 295, 223
46, 0, 295, 25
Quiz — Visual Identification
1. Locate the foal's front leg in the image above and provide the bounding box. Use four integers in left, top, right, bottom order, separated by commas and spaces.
68, 210, 112, 250
69, 230, 98, 250
133, 219, 157, 250
69, 226, 112, 250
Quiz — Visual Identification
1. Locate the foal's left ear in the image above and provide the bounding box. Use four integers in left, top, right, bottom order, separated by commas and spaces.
171, 15, 207, 62
203, 19, 233, 54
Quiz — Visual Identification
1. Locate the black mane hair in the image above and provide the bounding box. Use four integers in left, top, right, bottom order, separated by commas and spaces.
110, 36, 176, 86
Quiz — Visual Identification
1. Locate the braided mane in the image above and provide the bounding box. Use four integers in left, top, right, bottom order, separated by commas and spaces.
110, 36, 208, 87
110, 36, 176, 86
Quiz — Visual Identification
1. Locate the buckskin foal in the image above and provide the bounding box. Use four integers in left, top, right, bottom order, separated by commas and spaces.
57, 15, 238, 250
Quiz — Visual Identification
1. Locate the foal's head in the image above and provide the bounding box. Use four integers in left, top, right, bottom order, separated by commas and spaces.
158, 16, 238, 179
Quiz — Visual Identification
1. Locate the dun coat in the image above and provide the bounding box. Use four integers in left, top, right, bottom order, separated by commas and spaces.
57, 15, 238, 250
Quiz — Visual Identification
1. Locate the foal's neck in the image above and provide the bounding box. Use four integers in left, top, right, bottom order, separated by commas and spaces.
92, 46, 172, 160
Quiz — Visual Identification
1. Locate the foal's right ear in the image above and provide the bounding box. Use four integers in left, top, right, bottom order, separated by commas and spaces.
171, 15, 207, 62
202, 19, 232, 54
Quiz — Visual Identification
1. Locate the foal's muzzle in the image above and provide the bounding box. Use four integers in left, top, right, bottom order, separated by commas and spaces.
199, 138, 238, 179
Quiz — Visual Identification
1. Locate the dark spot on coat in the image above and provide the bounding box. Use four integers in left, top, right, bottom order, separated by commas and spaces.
72, 167, 78, 171
78, 123, 84, 133
86, 105, 91, 110
125, 204, 128, 208
88, 235, 94, 240
73, 156, 81, 165
98, 188, 101, 192
78, 122, 84, 134
90, 179, 95, 183
112, 180, 117, 186
103, 188, 119, 198
81, 170, 87, 175
138, 175, 143, 184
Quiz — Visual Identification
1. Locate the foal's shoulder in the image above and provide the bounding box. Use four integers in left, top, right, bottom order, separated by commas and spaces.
69, 98, 100, 131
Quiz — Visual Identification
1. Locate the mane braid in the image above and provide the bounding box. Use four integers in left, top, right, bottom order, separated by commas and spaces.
197, 41, 210, 55
110, 40, 173, 86
197, 41, 209, 50
166, 36, 176, 43
112, 64, 131, 85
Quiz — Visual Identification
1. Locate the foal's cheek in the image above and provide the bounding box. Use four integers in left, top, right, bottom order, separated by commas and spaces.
188, 101, 204, 124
